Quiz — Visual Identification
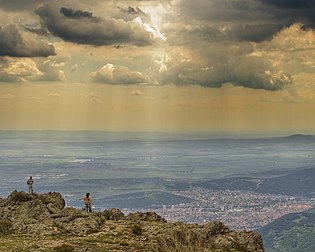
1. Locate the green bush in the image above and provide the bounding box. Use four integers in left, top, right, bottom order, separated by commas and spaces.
0, 220, 12, 235
53, 243, 74, 252
9, 191, 32, 203
132, 224, 143, 236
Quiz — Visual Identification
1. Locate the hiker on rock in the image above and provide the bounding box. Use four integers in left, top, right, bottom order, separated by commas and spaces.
80, 192, 93, 212
27, 176, 34, 194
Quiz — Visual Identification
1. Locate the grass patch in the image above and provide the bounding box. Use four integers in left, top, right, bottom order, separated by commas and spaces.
53, 244, 74, 252
0, 220, 12, 235
85, 234, 123, 245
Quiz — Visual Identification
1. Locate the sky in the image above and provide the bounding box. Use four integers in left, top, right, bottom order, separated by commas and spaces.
0, 0, 315, 134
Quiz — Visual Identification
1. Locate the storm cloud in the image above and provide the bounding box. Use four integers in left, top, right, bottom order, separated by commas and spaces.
261, 0, 315, 9
36, 4, 156, 46
260, 0, 315, 25
0, 24, 55, 57
177, 0, 315, 43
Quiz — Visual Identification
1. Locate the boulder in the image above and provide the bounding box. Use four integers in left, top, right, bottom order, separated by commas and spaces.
151, 222, 264, 252
126, 212, 167, 223
7, 190, 32, 203
0, 191, 65, 235
100, 208, 125, 220
38, 192, 65, 210
51, 208, 103, 235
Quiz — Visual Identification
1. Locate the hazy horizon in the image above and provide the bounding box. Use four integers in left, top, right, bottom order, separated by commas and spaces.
1, 129, 314, 139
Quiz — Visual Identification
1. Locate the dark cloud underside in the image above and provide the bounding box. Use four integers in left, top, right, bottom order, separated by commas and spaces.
36, 4, 154, 46
0, 24, 55, 57
179, 0, 315, 43
60, 7, 94, 19
0, 0, 43, 11
261, 0, 315, 9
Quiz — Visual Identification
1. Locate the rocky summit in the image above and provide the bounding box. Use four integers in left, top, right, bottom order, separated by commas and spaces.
0, 191, 264, 252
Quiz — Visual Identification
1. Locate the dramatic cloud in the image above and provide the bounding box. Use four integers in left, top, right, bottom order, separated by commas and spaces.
36, 4, 157, 46
90, 63, 151, 85
158, 45, 292, 91
0, 24, 55, 57
0, 0, 312, 92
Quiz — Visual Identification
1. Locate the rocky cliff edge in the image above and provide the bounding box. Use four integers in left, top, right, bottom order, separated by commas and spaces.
0, 191, 264, 252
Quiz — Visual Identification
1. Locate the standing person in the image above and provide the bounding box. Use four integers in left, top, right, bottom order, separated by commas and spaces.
80, 192, 93, 212
27, 176, 34, 194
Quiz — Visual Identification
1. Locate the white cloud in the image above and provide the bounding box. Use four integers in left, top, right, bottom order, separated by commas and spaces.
0, 56, 66, 82
48, 93, 61, 98
0, 57, 44, 82
131, 89, 143, 96
90, 63, 151, 85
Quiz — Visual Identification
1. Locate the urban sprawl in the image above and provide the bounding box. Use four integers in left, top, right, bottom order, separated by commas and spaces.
136, 189, 314, 230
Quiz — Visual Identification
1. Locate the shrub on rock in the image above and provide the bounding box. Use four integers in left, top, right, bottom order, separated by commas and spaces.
7, 191, 32, 203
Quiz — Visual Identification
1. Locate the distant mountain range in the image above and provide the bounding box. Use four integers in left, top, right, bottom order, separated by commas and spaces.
274, 134, 315, 143
284, 134, 315, 140
258, 207, 315, 252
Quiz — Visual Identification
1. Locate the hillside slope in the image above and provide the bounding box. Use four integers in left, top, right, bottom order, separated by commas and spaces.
258, 208, 315, 252
197, 167, 315, 197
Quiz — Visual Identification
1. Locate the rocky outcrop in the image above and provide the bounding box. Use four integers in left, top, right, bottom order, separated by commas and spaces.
151, 221, 264, 252
0, 191, 265, 251
126, 211, 167, 222
101, 208, 125, 220
51, 208, 103, 235
0, 191, 65, 235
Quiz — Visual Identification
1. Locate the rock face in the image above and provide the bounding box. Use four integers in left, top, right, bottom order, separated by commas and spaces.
0, 191, 265, 251
126, 211, 167, 222
151, 221, 264, 252
0, 191, 66, 235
